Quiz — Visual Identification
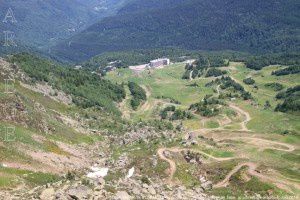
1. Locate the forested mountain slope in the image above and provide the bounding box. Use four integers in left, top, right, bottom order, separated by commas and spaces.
53, 0, 300, 62
0, 0, 129, 50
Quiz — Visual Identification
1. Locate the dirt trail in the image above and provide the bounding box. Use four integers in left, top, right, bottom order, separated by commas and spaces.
155, 72, 298, 192
157, 148, 177, 183
2, 161, 60, 174
158, 100, 297, 189
189, 71, 193, 80
214, 162, 300, 192
119, 85, 131, 119
214, 162, 256, 188
194, 130, 296, 153
157, 147, 235, 182
216, 85, 221, 96
229, 104, 251, 131
119, 90, 131, 119
218, 114, 232, 127
226, 137, 295, 152
214, 83, 251, 131
139, 85, 152, 111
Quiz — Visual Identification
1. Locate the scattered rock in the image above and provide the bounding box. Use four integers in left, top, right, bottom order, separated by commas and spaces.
39, 187, 55, 200
132, 187, 140, 196
113, 191, 132, 200
67, 185, 92, 199
201, 181, 213, 191
148, 186, 156, 195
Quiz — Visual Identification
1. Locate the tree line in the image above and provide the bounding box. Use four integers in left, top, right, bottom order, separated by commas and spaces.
128, 82, 147, 110
9, 53, 126, 115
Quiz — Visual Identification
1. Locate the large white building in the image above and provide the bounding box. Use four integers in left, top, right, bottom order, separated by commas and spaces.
128, 58, 170, 72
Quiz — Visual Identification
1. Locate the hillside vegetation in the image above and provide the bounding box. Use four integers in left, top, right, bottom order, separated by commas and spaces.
53, 0, 300, 61
8, 53, 125, 114
0, 0, 129, 50
0, 52, 299, 198
104, 57, 300, 197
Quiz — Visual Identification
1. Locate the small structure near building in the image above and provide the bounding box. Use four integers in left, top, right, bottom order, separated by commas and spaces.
104, 65, 117, 72
129, 64, 149, 72
149, 58, 170, 68
183, 59, 196, 65
108, 60, 121, 66
74, 65, 82, 70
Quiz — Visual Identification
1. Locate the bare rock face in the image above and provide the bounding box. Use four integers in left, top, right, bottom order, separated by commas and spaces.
201, 181, 213, 191
147, 185, 156, 195
113, 191, 132, 200
67, 185, 93, 199
39, 187, 55, 200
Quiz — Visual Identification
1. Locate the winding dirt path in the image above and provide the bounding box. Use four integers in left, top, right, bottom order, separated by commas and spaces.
214, 162, 300, 193
154, 73, 298, 192
1, 162, 60, 174
228, 104, 251, 131
157, 147, 235, 182
214, 162, 257, 188
139, 85, 152, 111
216, 85, 221, 96
223, 137, 296, 152
157, 148, 177, 183
119, 90, 131, 119
218, 114, 232, 127
189, 70, 193, 80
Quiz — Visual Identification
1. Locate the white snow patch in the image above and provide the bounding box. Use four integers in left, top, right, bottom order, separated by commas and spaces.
87, 167, 109, 179
126, 167, 134, 179
90, 166, 101, 172
1, 163, 8, 168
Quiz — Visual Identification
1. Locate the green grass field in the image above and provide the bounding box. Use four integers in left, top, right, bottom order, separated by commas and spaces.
106, 61, 300, 197
1, 59, 299, 196
106, 63, 214, 121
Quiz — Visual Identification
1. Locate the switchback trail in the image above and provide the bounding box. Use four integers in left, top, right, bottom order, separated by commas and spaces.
214, 162, 300, 193
214, 162, 257, 188
157, 147, 235, 183
153, 73, 298, 192
220, 137, 296, 152
228, 104, 251, 131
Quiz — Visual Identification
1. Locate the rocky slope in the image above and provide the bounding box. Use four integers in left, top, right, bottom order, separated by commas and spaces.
0, 57, 211, 199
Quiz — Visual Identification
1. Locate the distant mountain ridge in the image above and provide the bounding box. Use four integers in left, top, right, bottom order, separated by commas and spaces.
52, 0, 300, 62
0, 0, 129, 50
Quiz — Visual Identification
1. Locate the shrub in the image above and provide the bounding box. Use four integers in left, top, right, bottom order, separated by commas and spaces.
265, 83, 284, 91
205, 68, 227, 77
128, 82, 147, 110
272, 66, 300, 76
243, 77, 255, 85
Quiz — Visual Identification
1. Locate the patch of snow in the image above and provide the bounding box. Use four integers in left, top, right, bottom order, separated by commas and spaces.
1, 163, 8, 167
87, 167, 109, 179
126, 167, 134, 179
90, 166, 101, 172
